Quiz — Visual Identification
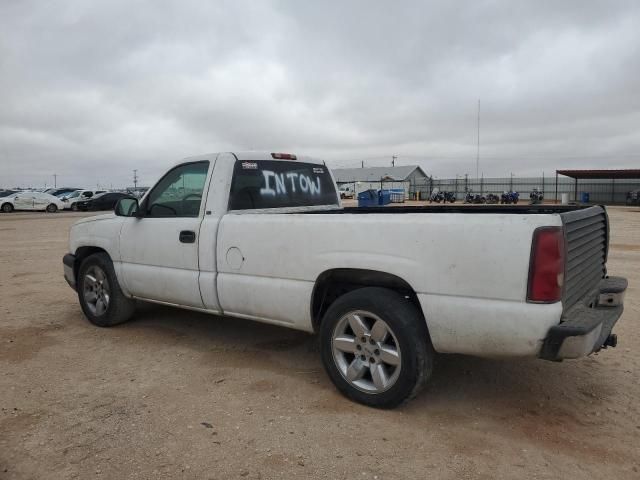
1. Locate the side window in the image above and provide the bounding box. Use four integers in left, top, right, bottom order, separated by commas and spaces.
84, 192, 93, 198
145, 161, 209, 217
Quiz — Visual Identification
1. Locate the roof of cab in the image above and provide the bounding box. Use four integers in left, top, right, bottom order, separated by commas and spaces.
181, 151, 325, 165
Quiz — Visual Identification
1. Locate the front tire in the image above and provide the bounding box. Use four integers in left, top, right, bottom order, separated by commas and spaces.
1, 203, 13, 213
77, 253, 136, 327
320, 287, 434, 408
46, 203, 58, 213
71, 203, 79, 211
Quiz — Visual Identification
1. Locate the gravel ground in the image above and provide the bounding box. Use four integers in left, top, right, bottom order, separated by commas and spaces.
1, 207, 639, 479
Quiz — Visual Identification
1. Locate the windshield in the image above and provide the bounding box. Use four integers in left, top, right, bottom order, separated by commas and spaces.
66, 191, 81, 199
229, 160, 339, 210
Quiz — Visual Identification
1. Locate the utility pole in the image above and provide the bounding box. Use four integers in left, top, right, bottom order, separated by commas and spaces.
361, 160, 364, 168
53, 174, 57, 188
392, 155, 397, 167
476, 99, 480, 180
133, 169, 138, 189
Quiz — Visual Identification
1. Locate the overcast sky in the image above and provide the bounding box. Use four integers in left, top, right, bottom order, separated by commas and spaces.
1, 0, 639, 188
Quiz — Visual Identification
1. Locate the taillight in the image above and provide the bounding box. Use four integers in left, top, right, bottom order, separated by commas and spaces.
527, 227, 565, 303
271, 153, 297, 160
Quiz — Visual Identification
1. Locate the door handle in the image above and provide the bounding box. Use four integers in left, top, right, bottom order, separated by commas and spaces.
179, 230, 196, 243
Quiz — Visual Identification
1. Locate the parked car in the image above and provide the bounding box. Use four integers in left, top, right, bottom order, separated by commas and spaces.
62, 190, 107, 210
338, 185, 354, 199
63, 151, 627, 408
74, 192, 133, 211
1, 192, 65, 213
45, 187, 82, 198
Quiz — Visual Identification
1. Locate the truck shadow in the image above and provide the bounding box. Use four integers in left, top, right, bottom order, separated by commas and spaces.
123, 302, 615, 419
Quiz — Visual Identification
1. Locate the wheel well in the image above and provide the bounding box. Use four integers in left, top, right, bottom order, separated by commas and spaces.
74, 246, 109, 278
311, 269, 422, 332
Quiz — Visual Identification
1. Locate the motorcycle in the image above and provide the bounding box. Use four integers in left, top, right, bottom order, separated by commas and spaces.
500, 191, 519, 204
464, 191, 486, 204
485, 193, 500, 204
430, 191, 444, 203
529, 188, 544, 204
443, 191, 456, 203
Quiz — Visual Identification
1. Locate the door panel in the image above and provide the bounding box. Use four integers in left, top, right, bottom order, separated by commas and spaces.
33, 195, 49, 210
119, 217, 204, 307
13, 195, 32, 210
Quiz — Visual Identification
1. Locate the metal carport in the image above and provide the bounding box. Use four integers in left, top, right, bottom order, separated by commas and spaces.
555, 169, 640, 204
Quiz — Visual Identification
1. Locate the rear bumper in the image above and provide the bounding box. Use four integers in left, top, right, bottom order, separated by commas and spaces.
540, 276, 627, 361
63, 253, 76, 291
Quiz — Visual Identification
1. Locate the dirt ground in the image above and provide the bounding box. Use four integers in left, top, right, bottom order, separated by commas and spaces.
1, 206, 639, 479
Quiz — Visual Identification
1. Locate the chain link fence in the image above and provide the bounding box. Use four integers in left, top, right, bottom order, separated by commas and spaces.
407, 176, 640, 204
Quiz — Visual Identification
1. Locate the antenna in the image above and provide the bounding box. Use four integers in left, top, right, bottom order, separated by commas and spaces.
476, 99, 480, 180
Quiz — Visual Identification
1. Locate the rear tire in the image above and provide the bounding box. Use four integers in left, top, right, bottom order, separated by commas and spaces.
320, 287, 433, 408
77, 253, 136, 327
71, 203, 78, 211
46, 203, 58, 213
1, 203, 13, 213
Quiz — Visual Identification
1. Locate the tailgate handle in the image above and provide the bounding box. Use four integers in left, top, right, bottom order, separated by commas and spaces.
179, 230, 196, 243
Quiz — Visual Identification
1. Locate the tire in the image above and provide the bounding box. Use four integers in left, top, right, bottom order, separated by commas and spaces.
77, 253, 136, 327
1, 203, 13, 213
71, 203, 78, 211
319, 287, 434, 408
46, 203, 58, 213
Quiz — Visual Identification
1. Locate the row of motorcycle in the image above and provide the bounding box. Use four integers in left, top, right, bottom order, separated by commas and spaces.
430, 188, 544, 204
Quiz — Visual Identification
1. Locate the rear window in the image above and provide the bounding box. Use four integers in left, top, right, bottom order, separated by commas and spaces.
229, 160, 338, 210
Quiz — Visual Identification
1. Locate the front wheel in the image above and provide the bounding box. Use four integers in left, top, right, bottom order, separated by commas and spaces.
320, 287, 434, 408
1, 203, 13, 213
46, 203, 58, 213
77, 253, 136, 327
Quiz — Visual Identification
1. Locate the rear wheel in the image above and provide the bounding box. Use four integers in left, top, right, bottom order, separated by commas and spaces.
71, 203, 79, 211
320, 287, 433, 408
1, 203, 13, 213
77, 253, 136, 327
46, 203, 58, 213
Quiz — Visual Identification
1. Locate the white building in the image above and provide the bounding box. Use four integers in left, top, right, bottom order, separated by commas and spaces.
331, 165, 429, 197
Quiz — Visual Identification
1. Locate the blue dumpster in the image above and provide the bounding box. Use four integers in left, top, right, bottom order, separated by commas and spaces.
378, 189, 391, 206
358, 189, 378, 207
581, 192, 590, 203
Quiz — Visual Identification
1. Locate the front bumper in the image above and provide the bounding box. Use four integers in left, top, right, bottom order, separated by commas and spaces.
63, 253, 77, 291
540, 276, 627, 361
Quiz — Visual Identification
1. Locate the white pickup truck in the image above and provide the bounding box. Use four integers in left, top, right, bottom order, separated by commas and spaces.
63, 152, 627, 407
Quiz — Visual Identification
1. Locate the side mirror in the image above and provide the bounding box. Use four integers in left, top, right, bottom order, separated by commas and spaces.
114, 198, 140, 217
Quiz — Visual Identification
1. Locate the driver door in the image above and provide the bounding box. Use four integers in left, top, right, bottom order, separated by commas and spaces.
13, 194, 34, 210
119, 161, 212, 308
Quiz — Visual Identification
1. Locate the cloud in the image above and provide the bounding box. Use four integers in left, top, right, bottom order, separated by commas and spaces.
1, 0, 639, 188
